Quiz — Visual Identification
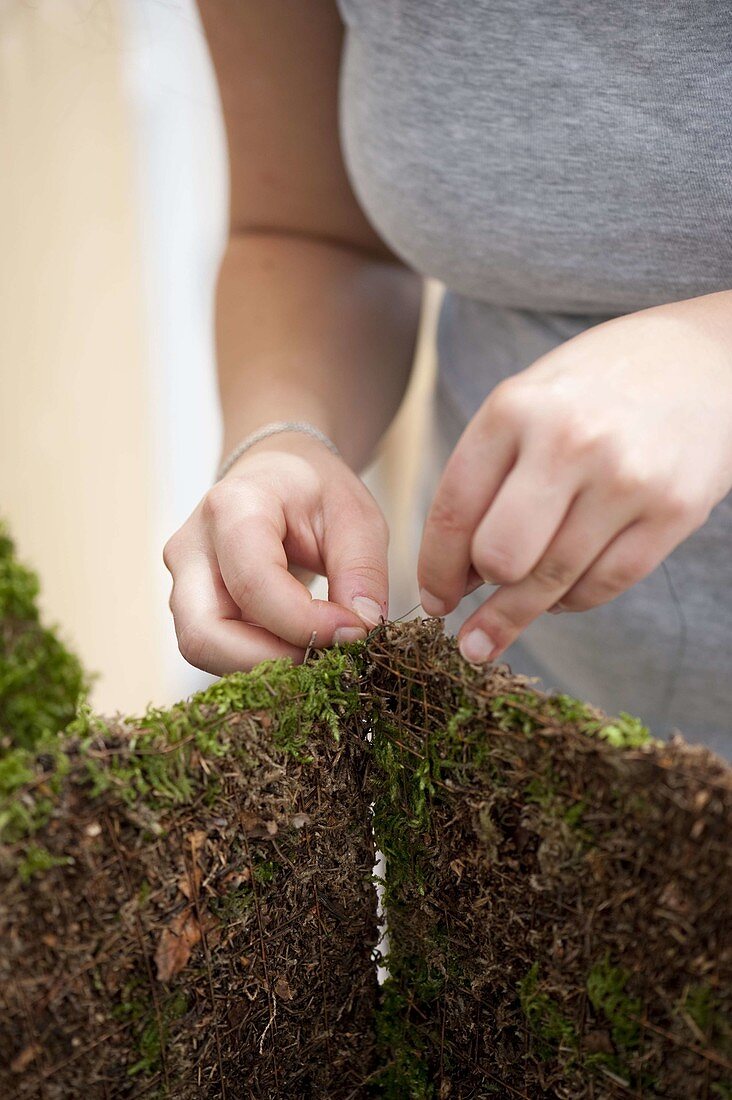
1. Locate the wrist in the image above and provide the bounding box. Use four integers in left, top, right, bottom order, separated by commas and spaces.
219, 422, 343, 480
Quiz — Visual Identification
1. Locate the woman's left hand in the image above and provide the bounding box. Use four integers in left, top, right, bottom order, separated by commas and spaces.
418, 291, 732, 663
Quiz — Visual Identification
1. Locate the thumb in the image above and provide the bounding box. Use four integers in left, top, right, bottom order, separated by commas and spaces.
322, 494, 389, 631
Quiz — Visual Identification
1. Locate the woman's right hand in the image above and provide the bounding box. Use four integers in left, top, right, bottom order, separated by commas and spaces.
163, 435, 389, 674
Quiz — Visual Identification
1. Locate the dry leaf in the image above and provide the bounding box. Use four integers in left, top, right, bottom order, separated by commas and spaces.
176, 830, 207, 899
176, 865, 202, 900
239, 811, 278, 838
155, 907, 202, 982
187, 830, 207, 860
273, 976, 293, 1001
291, 812, 310, 830
223, 868, 251, 887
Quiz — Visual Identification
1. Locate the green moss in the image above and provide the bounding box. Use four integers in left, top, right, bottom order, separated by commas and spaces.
114, 984, 189, 1078
524, 773, 560, 809
491, 691, 542, 734
0, 525, 88, 751
545, 693, 599, 726
2, 643, 365, 855
596, 713, 651, 749
210, 884, 253, 922
681, 985, 732, 1061
371, 699, 485, 911
684, 984, 717, 1035
253, 859, 277, 884
518, 962, 577, 1058
495, 688, 652, 750
587, 955, 641, 1051
0, 747, 47, 840
17, 842, 71, 883
373, 978, 434, 1099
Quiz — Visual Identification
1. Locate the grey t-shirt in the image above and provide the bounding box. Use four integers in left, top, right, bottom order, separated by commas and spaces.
337, 0, 732, 756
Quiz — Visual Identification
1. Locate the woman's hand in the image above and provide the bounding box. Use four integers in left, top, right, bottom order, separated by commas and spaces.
164, 435, 388, 674
418, 292, 732, 663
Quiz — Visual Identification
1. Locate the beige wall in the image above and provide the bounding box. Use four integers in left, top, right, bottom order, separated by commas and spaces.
0, 1, 167, 712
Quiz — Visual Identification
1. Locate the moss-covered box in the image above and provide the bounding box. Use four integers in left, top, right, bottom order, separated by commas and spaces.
1, 533, 729, 1098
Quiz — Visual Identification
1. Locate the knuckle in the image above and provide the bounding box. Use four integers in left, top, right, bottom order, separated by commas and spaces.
428, 499, 470, 540
162, 534, 181, 571
606, 460, 648, 498
201, 483, 235, 524
472, 544, 523, 586
488, 378, 530, 425
655, 484, 704, 526
531, 556, 575, 591
481, 604, 520, 647
347, 554, 389, 588
225, 565, 264, 611
598, 554, 650, 596
176, 621, 211, 671
549, 414, 598, 459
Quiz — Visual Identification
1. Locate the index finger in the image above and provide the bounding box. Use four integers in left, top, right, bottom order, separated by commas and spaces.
418, 403, 517, 615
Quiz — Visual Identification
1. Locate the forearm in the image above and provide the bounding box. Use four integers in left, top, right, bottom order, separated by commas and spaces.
216, 231, 422, 469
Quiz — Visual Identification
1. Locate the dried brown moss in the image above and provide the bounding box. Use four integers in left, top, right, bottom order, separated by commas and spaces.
1, 602, 730, 1099
0, 654, 379, 1098
367, 620, 732, 1099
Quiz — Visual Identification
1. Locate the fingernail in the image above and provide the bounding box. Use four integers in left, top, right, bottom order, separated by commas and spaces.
351, 596, 383, 628
459, 628, 495, 664
420, 588, 447, 617
334, 626, 367, 644
547, 603, 565, 615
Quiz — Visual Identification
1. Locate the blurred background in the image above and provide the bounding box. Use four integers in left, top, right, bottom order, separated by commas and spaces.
0, 0, 437, 713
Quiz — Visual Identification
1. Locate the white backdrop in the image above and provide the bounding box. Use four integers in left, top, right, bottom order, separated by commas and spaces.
122, 0, 227, 698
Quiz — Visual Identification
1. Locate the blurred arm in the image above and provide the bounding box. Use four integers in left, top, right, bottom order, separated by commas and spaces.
197, 0, 422, 468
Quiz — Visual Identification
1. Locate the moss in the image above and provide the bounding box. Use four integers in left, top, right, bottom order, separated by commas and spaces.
210, 884, 252, 923
0, 747, 47, 840
2, 590, 729, 1097
370, 698, 485, 911
0, 735, 71, 842
524, 772, 560, 809
0, 525, 88, 751
596, 712, 651, 749
2, 643, 365, 853
494, 688, 652, 750
587, 955, 641, 1051
372, 978, 434, 1099
684, 984, 718, 1035
114, 984, 189, 1078
16, 842, 71, 883
490, 691, 542, 734
252, 859, 277, 884
681, 985, 732, 1062
518, 962, 578, 1059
